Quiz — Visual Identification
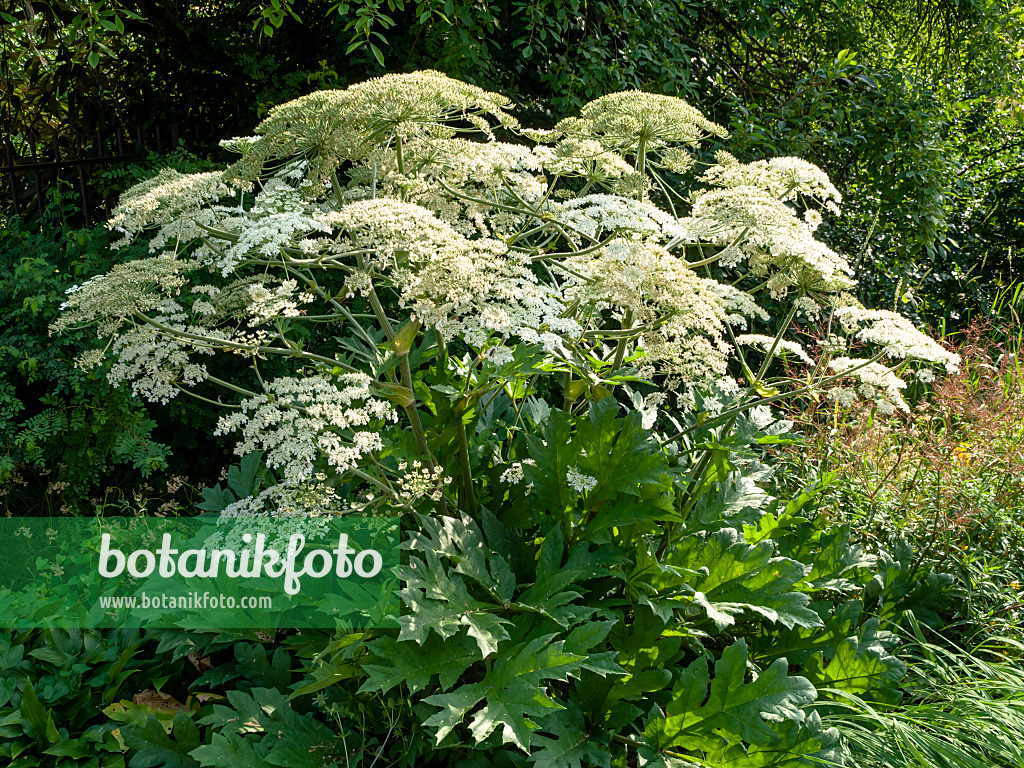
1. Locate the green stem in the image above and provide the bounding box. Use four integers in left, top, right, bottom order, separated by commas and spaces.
610, 310, 635, 374
201, 373, 260, 399
635, 136, 648, 199
138, 315, 362, 374
658, 348, 890, 447
455, 418, 477, 516
756, 297, 802, 381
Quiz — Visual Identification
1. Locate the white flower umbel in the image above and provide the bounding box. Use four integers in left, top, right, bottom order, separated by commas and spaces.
708, 283, 771, 328
204, 179, 331, 276
532, 137, 634, 183
835, 306, 961, 373
549, 194, 691, 245
214, 374, 397, 481
108, 322, 217, 405
395, 460, 452, 506
702, 156, 842, 212
686, 186, 855, 296
107, 169, 236, 248
226, 70, 517, 190
734, 334, 814, 365
325, 198, 466, 276
401, 237, 579, 354
52, 256, 196, 337
556, 91, 727, 156
566, 465, 598, 494
245, 278, 315, 327
828, 357, 910, 413
342, 141, 539, 238
499, 459, 536, 485
209, 478, 344, 553
560, 239, 729, 384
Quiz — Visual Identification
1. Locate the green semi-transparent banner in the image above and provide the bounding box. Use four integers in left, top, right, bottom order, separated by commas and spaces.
0, 516, 400, 630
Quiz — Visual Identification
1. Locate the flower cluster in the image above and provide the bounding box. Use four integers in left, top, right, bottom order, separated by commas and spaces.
225, 71, 517, 191
835, 306, 960, 373
400, 237, 579, 358
550, 194, 690, 244
556, 90, 727, 156
245, 279, 315, 327
828, 357, 910, 414
394, 460, 452, 507
208, 477, 344, 553
532, 137, 635, 184
214, 375, 397, 481
566, 465, 598, 494
52, 256, 196, 337
686, 186, 855, 297
107, 169, 237, 248
561, 240, 729, 382
107, 321, 218, 404
735, 334, 814, 365
51, 69, 967, 515
702, 155, 842, 212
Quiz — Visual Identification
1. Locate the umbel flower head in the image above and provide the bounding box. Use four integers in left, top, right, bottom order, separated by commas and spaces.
686, 185, 855, 297
107, 169, 236, 248
702, 155, 842, 212
225, 71, 517, 190
214, 374, 397, 482
52, 256, 197, 337
555, 91, 727, 157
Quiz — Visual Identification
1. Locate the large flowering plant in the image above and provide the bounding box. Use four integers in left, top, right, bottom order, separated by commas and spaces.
54, 71, 958, 766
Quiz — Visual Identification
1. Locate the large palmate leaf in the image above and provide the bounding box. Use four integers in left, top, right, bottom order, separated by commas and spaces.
643, 639, 818, 758
400, 513, 514, 657
529, 705, 611, 768
359, 633, 480, 695
572, 396, 670, 504
804, 622, 906, 705
524, 407, 577, 518
697, 714, 845, 767
667, 529, 823, 631
422, 634, 586, 751
691, 465, 775, 530
777, 524, 876, 593
123, 710, 201, 768
524, 398, 672, 536
756, 600, 872, 665
190, 688, 338, 768
867, 537, 957, 627
513, 524, 611, 628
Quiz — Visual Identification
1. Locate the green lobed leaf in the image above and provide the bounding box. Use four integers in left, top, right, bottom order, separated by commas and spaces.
644, 639, 818, 755
422, 634, 586, 751
668, 529, 823, 631
529, 704, 611, 768
358, 633, 479, 695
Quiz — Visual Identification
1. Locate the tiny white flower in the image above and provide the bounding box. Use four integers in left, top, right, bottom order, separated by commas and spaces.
566, 465, 598, 494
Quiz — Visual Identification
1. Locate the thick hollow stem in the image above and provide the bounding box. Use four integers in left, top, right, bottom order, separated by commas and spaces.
756, 297, 801, 380
455, 418, 477, 516
610, 310, 635, 374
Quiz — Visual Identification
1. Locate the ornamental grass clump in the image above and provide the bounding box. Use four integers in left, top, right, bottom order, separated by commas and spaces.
52, 71, 971, 767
